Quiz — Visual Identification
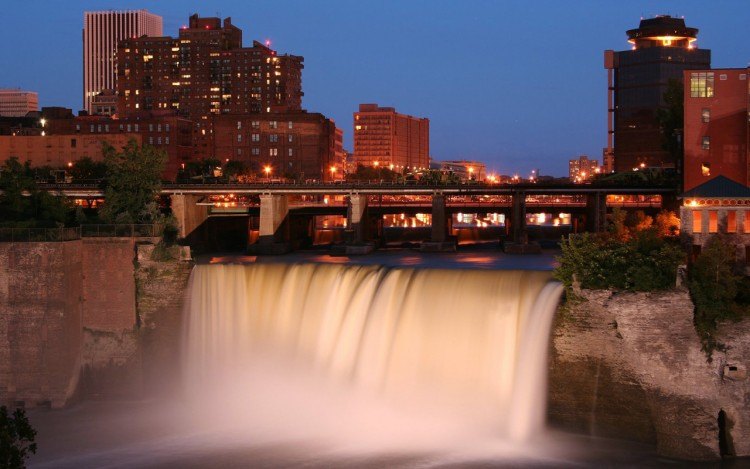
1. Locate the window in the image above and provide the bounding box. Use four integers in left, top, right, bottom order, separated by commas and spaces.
149, 124, 154, 132
237, 148, 242, 156
237, 121, 242, 130
719, 74, 727, 81
119, 124, 124, 131
288, 134, 294, 143
237, 134, 242, 142
690, 72, 714, 98
165, 137, 169, 145
745, 211, 750, 233
90, 124, 95, 132
157, 137, 162, 145
692, 211, 702, 233
288, 148, 293, 156
709, 211, 718, 233
104, 125, 109, 132
269, 121, 277, 129
252, 147, 260, 155
252, 133, 260, 142
269, 134, 278, 143
701, 108, 710, 123
127, 124, 132, 132
149, 136, 153, 145
727, 211, 737, 233
702, 136, 710, 150
288, 121, 293, 129
76, 124, 81, 132
251, 121, 260, 129
134, 124, 139, 132
165, 124, 170, 132
701, 162, 711, 176
157, 124, 162, 132
70, 138, 76, 148
270, 148, 278, 156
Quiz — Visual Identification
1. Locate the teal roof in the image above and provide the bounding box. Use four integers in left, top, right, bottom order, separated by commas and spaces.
681, 176, 750, 198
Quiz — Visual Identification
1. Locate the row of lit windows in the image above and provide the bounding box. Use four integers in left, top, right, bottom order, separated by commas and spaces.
237, 134, 294, 143
692, 210, 750, 234
236, 121, 293, 130
235, 147, 295, 157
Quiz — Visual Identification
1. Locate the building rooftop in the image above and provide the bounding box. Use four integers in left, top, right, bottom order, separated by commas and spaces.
627, 15, 698, 46
681, 176, 750, 199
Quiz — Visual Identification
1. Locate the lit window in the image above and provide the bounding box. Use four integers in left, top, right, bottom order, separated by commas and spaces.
701, 163, 711, 176
157, 137, 162, 145
237, 134, 242, 143
701, 108, 710, 123
134, 124, 139, 132
237, 148, 242, 156
165, 124, 170, 132
269, 134, 278, 143
727, 211, 737, 233
251, 121, 260, 129
237, 121, 242, 130
692, 211, 702, 233
702, 136, 710, 150
149, 124, 154, 132
288, 148, 293, 156
288, 121, 293, 129
252, 148, 259, 155
690, 72, 714, 98
270, 148, 277, 156
709, 211, 718, 233
288, 134, 293, 143
165, 137, 169, 145
270, 121, 277, 129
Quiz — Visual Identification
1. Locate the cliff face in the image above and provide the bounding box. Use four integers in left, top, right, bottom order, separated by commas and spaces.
549, 287, 750, 461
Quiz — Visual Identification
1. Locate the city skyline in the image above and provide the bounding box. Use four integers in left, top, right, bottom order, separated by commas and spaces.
2, 1, 750, 176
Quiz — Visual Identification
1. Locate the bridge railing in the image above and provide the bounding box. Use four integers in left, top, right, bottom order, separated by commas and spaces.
80, 224, 164, 238
0, 227, 82, 242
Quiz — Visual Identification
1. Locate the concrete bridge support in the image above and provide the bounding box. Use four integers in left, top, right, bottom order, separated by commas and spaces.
254, 193, 290, 254
504, 190, 540, 254
586, 192, 608, 233
345, 193, 368, 245
421, 193, 456, 252
171, 194, 208, 239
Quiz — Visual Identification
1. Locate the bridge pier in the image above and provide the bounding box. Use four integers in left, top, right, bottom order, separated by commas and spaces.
421, 193, 456, 252
585, 192, 608, 233
252, 193, 290, 254
504, 190, 540, 254
170, 194, 208, 240
336, 193, 375, 255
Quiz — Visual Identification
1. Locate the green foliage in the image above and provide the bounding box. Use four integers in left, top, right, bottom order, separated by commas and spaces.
223, 160, 247, 180
100, 140, 166, 223
348, 164, 401, 182
656, 79, 684, 171
0, 158, 71, 227
0, 406, 37, 469
68, 156, 107, 182
592, 167, 679, 189
689, 235, 750, 355
555, 230, 684, 292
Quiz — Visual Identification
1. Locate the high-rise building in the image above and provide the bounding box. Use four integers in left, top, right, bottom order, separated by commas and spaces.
605, 15, 710, 172
0, 89, 38, 117
683, 67, 748, 191
353, 104, 429, 172
117, 15, 303, 122
569, 155, 601, 183
83, 10, 163, 114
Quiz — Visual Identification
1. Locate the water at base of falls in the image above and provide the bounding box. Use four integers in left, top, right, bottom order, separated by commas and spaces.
182, 263, 563, 452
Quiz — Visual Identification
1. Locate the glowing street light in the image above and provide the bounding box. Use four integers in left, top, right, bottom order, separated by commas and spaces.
330, 165, 337, 180
263, 165, 272, 181
40, 118, 46, 127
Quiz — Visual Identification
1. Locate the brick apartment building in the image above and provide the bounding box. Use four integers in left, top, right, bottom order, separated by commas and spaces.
683, 68, 748, 191
353, 104, 429, 172
212, 112, 343, 181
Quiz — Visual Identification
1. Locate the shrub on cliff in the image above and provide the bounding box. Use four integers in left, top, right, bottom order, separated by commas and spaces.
689, 235, 750, 354
555, 230, 684, 292
0, 406, 37, 469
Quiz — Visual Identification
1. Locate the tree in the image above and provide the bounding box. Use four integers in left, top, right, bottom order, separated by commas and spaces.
100, 140, 166, 223
656, 79, 684, 176
0, 406, 37, 469
68, 156, 107, 182
0, 158, 69, 227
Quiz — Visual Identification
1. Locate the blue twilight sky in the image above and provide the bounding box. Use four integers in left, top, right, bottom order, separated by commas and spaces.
1, 1, 749, 176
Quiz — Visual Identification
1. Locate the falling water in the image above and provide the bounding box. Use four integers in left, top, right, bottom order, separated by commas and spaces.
183, 263, 563, 451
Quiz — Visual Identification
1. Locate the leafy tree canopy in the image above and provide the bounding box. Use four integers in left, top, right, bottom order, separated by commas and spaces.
0, 405, 37, 469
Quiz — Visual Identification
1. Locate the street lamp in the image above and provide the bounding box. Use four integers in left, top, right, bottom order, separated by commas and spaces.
40, 118, 46, 128
329, 165, 337, 181
264, 165, 272, 182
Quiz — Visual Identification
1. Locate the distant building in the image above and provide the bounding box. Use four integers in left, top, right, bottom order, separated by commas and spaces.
438, 160, 486, 181
683, 67, 748, 191
83, 10, 163, 114
0, 89, 38, 117
569, 155, 600, 183
90, 90, 118, 116
605, 15, 710, 172
353, 104, 429, 172
211, 112, 343, 181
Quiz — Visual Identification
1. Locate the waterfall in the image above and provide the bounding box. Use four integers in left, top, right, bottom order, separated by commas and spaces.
183, 263, 562, 448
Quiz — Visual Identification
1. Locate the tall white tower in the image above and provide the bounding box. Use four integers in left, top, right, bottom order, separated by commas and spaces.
83, 10, 162, 114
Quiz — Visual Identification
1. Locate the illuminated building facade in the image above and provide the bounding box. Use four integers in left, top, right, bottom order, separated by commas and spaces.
0, 133, 139, 169
438, 160, 486, 181
117, 15, 303, 125
605, 15, 710, 172
353, 104, 429, 171
0, 89, 38, 117
83, 10, 163, 114
683, 68, 749, 191
212, 112, 343, 181
569, 155, 600, 183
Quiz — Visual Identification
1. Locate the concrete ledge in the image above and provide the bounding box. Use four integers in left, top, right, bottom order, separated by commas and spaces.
247, 242, 291, 255
503, 241, 542, 254
330, 243, 376, 256
420, 241, 457, 252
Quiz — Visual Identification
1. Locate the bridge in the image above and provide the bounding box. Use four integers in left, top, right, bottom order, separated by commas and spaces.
38, 182, 675, 253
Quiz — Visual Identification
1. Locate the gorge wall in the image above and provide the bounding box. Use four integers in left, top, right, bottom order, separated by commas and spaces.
549, 287, 750, 461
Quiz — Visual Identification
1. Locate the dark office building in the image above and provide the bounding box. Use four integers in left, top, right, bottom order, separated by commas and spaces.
605, 15, 710, 172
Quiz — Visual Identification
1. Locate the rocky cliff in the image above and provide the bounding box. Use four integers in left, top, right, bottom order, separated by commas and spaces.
549, 287, 750, 461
